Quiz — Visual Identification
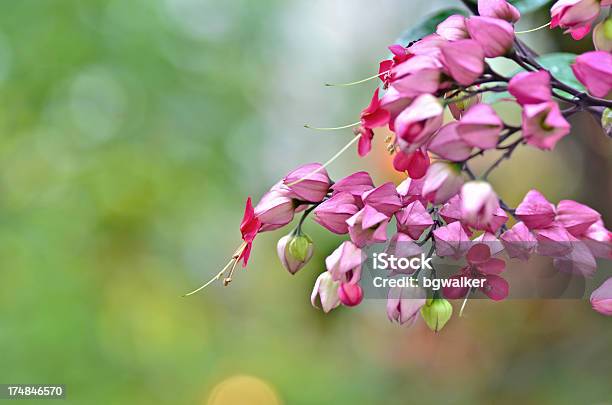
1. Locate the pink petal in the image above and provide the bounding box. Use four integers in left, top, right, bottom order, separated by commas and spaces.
515, 189, 556, 230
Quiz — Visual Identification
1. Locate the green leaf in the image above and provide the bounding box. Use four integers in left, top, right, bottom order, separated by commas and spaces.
537, 52, 585, 94
396, 8, 467, 46
466, 0, 552, 14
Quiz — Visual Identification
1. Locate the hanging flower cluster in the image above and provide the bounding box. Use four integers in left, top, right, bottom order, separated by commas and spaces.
188, 0, 612, 331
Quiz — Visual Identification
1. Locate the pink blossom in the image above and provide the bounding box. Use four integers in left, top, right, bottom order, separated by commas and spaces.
441, 39, 485, 86
394, 94, 444, 152
378, 44, 412, 87
534, 225, 574, 257
550, 0, 601, 40
500, 221, 537, 261
427, 122, 474, 162
422, 162, 464, 204
357, 88, 390, 157
555, 199, 601, 237
325, 241, 363, 282
456, 103, 504, 150
386, 233, 423, 274
474, 232, 505, 256
443, 244, 509, 301
508, 70, 552, 105
346, 206, 389, 248
387, 286, 426, 325
583, 219, 612, 259
465, 16, 515, 57
515, 189, 556, 230
521, 102, 571, 150
433, 221, 471, 259
338, 282, 364, 307
390, 55, 443, 98
436, 15, 469, 41
361, 182, 403, 216
395, 201, 434, 240
313, 192, 359, 234
283, 163, 331, 203
406, 34, 448, 60
553, 239, 597, 276
396, 177, 430, 207
254, 185, 296, 232
311, 272, 340, 313
468, 204, 509, 233
590, 277, 612, 316
276, 233, 314, 275
393, 148, 430, 179
460, 181, 498, 225
571, 51, 612, 98
478, 0, 521, 23
331, 171, 374, 202
238, 197, 261, 266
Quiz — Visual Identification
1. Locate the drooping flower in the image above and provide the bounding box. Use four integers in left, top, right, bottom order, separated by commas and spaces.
500, 221, 538, 261
254, 185, 296, 232
395, 200, 434, 240
422, 162, 464, 204
478, 0, 521, 23
311, 271, 341, 313
361, 182, 403, 216
277, 231, 314, 275
571, 51, 612, 98
521, 101, 571, 150
441, 39, 485, 86
283, 163, 331, 203
443, 243, 509, 301
436, 14, 470, 41
550, 0, 601, 40
427, 122, 474, 162
465, 16, 515, 57
346, 205, 389, 248
238, 197, 261, 266
325, 241, 364, 282
393, 148, 431, 179
456, 103, 504, 150
394, 94, 444, 152
387, 286, 426, 325
338, 282, 364, 307
515, 189, 557, 230
508, 70, 552, 105
590, 277, 612, 316
313, 192, 359, 234
389, 55, 443, 98
460, 181, 498, 225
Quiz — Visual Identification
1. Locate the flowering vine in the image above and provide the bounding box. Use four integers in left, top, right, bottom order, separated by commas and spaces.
187, 0, 612, 331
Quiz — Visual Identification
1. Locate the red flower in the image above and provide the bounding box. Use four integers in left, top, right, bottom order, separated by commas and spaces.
239, 197, 261, 266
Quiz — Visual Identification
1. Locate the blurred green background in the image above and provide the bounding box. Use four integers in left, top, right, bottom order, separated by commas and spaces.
0, 0, 610, 404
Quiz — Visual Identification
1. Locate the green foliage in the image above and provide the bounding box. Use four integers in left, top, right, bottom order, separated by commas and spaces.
466, 0, 552, 13
396, 8, 467, 46
538, 52, 585, 94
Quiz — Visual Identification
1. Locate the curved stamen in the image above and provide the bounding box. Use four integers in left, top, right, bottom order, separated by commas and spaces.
286, 135, 361, 187
325, 70, 390, 87
515, 22, 551, 35
304, 122, 360, 131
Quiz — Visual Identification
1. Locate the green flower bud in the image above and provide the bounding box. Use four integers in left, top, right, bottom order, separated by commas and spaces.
602, 108, 612, 138
593, 18, 612, 53
420, 298, 453, 332
277, 231, 314, 275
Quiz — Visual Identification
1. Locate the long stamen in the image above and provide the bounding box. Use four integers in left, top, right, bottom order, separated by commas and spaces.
304, 121, 360, 131
515, 21, 551, 34
286, 135, 361, 187
325, 70, 390, 87
459, 288, 474, 317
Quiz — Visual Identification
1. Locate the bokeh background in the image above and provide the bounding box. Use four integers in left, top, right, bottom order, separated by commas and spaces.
0, 0, 610, 404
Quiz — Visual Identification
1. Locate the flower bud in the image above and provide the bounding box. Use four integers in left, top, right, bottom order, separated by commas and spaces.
254, 185, 296, 232
593, 18, 612, 52
602, 108, 612, 138
591, 277, 612, 316
466, 16, 515, 58
422, 162, 464, 204
311, 272, 341, 313
387, 286, 426, 325
571, 51, 612, 98
461, 181, 498, 225
478, 0, 521, 23
441, 39, 485, 86
420, 298, 453, 332
313, 192, 359, 234
283, 163, 331, 203
277, 231, 314, 275
508, 70, 552, 106
338, 282, 364, 307
436, 14, 469, 41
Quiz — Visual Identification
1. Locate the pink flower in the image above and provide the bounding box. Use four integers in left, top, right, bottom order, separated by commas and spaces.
338, 282, 364, 307
500, 221, 537, 261
422, 162, 464, 204
238, 197, 261, 266
443, 244, 509, 301
427, 122, 474, 162
534, 225, 574, 257
385, 233, 423, 274
441, 39, 485, 86
508, 70, 552, 105
389, 55, 443, 98
478, 0, 521, 23
521, 102, 571, 150
331, 171, 374, 202
466, 16, 515, 57
378, 44, 413, 87
590, 277, 612, 316
357, 88, 390, 157
440, 194, 507, 233
361, 182, 403, 216
346, 206, 389, 248
387, 286, 426, 325
325, 241, 363, 282
436, 15, 470, 41
283, 163, 331, 203
313, 192, 359, 234
553, 238, 596, 276
311, 272, 341, 313
555, 199, 601, 237
396, 177, 430, 207
254, 185, 296, 232
460, 181, 498, 225
456, 103, 503, 150
515, 189, 556, 230
395, 201, 434, 240
406, 34, 448, 60
571, 51, 612, 98
394, 94, 444, 152
276, 233, 314, 275
550, 0, 601, 40
583, 219, 612, 259
433, 221, 471, 259
393, 148, 430, 179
